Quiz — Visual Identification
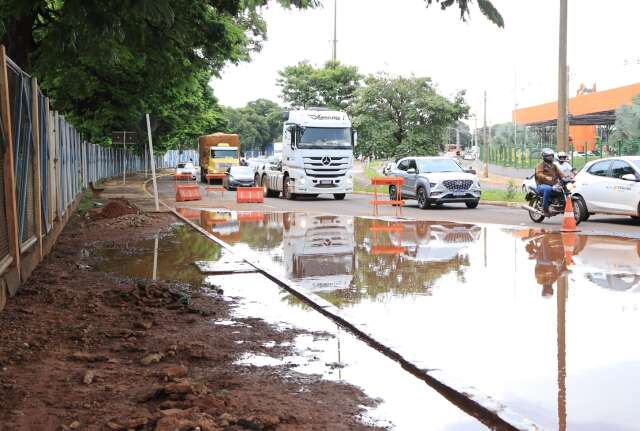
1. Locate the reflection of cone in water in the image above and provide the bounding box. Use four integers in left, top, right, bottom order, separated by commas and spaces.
561, 232, 577, 266
370, 222, 405, 255
561, 197, 579, 233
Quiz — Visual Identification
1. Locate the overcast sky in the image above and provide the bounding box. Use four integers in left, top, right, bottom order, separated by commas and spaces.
211, 0, 640, 125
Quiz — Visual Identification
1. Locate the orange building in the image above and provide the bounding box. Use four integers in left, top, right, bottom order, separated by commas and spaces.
513, 82, 640, 152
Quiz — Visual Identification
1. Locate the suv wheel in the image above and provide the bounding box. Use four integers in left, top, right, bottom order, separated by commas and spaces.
417, 187, 430, 209
465, 200, 479, 209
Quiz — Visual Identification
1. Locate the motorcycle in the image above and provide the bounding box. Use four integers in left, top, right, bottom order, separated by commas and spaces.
523, 178, 583, 224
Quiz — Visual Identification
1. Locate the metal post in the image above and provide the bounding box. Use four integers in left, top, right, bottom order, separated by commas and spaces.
557, 274, 567, 431
483, 91, 489, 178
146, 114, 159, 211
332, 0, 337, 61
557, 0, 569, 152
122, 131, 126, 184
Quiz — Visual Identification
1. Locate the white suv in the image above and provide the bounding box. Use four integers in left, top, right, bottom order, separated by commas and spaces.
572, 156, 640, 221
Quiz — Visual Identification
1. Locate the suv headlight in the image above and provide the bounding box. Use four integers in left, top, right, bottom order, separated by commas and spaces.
429, 182, 437, 188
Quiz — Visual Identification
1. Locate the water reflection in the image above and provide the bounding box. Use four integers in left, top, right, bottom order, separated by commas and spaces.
191, 210, 640, 430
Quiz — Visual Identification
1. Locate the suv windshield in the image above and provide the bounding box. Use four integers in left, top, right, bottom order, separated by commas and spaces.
298, 127, 351, 150
416, 159, 463, 173
211, 148, 237, 158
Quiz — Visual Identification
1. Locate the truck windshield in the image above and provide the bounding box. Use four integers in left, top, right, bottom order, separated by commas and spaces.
211, 149, 237, 158
298, 127, 351, 150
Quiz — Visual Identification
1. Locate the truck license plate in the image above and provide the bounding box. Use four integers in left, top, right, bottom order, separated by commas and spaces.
453, 191, 466, 196
320, 180, 332, 185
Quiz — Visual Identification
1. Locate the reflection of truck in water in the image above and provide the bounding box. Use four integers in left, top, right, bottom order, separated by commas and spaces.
283, 214, 355, 291
199, 210, 240, 242
198, 133, 240, 182
389, 222, 481, 262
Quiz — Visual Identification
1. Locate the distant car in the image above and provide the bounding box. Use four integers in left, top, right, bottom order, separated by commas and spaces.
388, 157, 481, 209
223, 166, 256, 190
572, 156, 640, 221
176, 162, 197, 180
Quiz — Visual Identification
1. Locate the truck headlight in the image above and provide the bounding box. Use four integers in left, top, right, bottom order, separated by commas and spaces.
299, 177, 306, 185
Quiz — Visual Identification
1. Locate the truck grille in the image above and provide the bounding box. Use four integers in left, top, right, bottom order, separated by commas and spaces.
443, 179, 473, 191
303, 156, 350, 178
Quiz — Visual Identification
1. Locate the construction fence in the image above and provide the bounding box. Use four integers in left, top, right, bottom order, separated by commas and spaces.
0, 46, 174, 307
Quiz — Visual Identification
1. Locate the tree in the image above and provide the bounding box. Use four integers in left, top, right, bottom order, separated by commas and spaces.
0, 0, 318, 147
611, 95, 640, 155
350, 73, 469, 159
277, 61, 361, 109
224, 99, 283, 153
424, 0, 504, 27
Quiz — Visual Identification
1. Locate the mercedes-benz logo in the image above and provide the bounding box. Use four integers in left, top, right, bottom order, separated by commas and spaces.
321, 156, 331, 166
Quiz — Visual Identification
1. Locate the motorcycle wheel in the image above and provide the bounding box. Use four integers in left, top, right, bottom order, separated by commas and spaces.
528, 198, 545, 223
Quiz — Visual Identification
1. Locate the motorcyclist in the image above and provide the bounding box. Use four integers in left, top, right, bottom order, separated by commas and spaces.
535, 148, 562, 217
556, 151, 575, 179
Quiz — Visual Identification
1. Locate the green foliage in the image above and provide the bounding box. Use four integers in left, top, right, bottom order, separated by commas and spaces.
224, 99, 283, 153
424, 0, 504, 27
277, 60, 362, 109
0, 0, 317, 150
611, 94, 640, 155
350, 73, 469, 159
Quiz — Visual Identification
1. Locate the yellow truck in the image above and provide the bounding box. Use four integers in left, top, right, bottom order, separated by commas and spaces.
198, 133, 240, 182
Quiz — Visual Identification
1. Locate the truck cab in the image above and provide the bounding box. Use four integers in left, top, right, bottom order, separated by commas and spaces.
259, 109, 356, 200
198, 133, 240, 182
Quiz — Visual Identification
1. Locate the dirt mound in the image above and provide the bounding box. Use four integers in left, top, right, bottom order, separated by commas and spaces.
93, 198, 140, 220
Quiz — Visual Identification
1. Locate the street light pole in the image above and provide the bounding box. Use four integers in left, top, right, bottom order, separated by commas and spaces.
331, 0, 338, 61
557, 0, 569, 152
483, 91, 489, 178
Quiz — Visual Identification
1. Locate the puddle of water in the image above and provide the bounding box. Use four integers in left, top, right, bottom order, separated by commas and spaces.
95, 224, 224, 285
188, 210, 640, 431
212, 272, 486, 431
96, 219, 485, 429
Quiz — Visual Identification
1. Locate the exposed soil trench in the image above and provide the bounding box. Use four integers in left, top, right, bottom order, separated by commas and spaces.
0, 201, 382, 431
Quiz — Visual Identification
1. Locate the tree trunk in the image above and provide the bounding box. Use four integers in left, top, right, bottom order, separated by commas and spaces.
2, 13, 36, 72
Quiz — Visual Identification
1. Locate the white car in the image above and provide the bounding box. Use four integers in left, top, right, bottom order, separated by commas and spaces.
389, 157, 481, 209
175, 162, 197, 180
572, 156, 640, 221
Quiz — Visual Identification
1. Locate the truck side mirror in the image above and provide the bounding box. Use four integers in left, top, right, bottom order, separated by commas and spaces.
287, 125, 296, 149
351, 129, 358, 147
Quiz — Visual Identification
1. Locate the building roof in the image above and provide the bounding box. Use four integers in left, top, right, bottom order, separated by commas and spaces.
513, 82, 640, 125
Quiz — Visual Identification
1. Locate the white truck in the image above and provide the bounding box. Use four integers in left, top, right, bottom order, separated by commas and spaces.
283, 214, 355, 292
258, 109, 356, 200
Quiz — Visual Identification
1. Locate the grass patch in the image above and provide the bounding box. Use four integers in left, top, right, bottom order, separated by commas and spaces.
77, 189, 96, 214
481, 188, 526, 203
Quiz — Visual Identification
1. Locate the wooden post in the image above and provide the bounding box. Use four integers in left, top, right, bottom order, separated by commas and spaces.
31, 78, 43, 259
0, 46, 21, 276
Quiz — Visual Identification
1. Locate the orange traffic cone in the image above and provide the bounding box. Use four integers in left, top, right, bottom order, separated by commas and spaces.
561, 196, 580, 232
561, 232, 577, 266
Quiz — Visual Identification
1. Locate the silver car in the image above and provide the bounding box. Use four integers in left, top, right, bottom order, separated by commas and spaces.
389, 157, 482, 209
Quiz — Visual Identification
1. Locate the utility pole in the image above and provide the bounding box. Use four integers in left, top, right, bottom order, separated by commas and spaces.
483, 91, 489, 178
557, 0, 569, 152
331, 0, 338, 61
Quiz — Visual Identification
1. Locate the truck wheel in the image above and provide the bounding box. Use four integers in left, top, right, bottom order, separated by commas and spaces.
283, 176, 296, 200
333, 193, 346, 200
263, 175, 278, 198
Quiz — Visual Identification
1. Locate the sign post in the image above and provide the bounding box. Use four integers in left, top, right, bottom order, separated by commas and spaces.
145, 114, 159, 211
112, 131, 138, 184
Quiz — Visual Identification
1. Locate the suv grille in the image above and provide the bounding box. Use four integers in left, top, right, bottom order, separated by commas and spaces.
443, 179, 473, 191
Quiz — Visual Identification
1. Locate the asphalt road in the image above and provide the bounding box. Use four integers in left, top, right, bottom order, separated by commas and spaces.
159, 176, 640, 238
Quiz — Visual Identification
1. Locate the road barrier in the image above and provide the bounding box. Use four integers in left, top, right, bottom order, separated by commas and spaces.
176, 184, 202, 202
369, 177, 404, 216
236, 187, 264, 204
0, 46, 174, 311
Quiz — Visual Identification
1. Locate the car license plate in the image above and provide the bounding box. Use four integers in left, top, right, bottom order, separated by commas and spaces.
320, 180, 332, 185
453, 191, 466, 196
